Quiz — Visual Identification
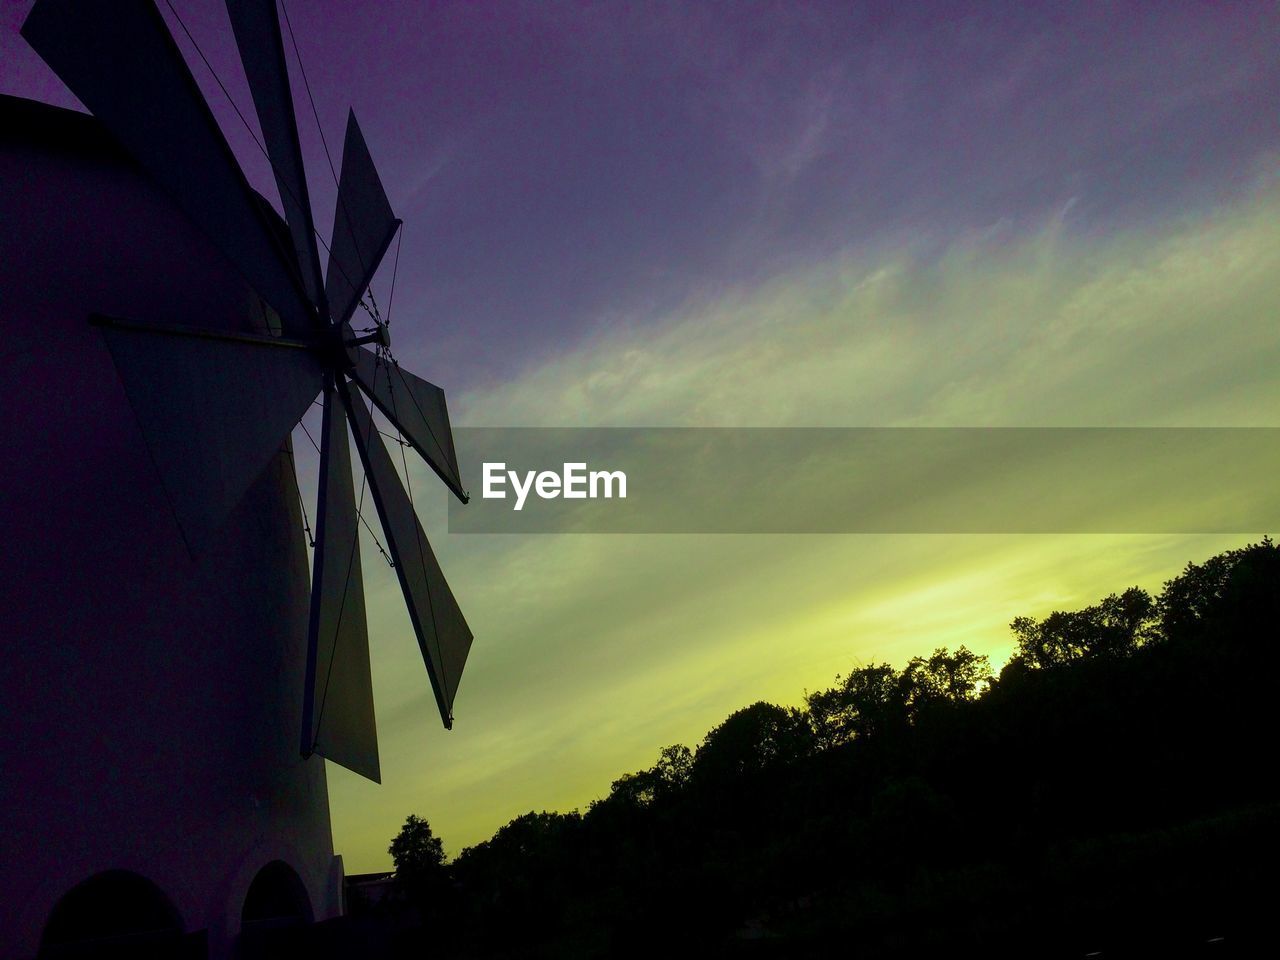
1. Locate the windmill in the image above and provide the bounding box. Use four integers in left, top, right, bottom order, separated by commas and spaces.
20, 0, 473, 786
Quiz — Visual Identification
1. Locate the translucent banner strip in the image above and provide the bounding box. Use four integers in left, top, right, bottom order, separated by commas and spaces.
447, 428, 1280, 534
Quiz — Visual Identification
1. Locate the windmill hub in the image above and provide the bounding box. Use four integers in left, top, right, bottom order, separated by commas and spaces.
342, 319, 391, 355
322, 320, 357, 368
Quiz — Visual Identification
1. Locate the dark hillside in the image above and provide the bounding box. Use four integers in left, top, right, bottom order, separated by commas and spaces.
374, 539, 1279, 958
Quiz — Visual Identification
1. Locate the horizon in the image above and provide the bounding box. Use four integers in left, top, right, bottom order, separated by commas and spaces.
3, 0, 1277, 873
418, 533, 1273, 865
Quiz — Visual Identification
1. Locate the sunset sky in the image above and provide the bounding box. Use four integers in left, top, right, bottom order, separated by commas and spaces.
4, 1, 1278, 872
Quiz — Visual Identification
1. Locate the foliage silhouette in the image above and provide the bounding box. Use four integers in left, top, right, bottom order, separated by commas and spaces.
388, 538, 1279, 957
389, 814, 445, 883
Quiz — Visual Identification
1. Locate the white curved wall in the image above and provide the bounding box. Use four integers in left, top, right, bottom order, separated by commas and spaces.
0, 98, 341, 960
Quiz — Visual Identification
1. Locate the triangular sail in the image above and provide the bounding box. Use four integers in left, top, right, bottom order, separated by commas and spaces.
343, 385, 472, 727
225, 0, 327, 313
324, 111, 400, 327
303, 376, 379, 782
97, 320, 323, 555
350, 347, 466, 502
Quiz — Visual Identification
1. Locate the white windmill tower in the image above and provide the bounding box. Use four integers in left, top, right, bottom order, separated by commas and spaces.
0, 1, 474, 956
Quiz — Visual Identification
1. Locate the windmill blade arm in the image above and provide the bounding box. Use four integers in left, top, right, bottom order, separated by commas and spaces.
325, 110, 400, 327
21, 0, 315, 335
341, 383, 473, 728
303, 376, 379, 782
350, 348, 467, 503
90, 313, 314, 351
225, 0, 326, 311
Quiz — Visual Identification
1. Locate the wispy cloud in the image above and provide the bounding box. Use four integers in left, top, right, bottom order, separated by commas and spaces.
457, 182, 1280, 429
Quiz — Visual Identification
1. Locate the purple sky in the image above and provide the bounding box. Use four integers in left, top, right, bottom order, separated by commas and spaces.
4, 1, 1276, 392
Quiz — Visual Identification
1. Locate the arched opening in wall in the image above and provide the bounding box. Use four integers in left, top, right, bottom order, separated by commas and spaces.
39, 869, 192, 958
241, 860, 313, 932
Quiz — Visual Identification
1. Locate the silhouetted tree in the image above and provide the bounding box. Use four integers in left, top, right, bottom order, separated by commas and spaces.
1011, 586, 1156, 667
693, 701, 813, 786
805, 663, 906, 746
607, 767, 662, 808
452, 811, 585, 945
389, 814, 451, 922
901, 645, 992, 719
653, 743, 694, 791
1158, 538, 1276, 643
389, 814, 446, 887
606, 743, 695, 808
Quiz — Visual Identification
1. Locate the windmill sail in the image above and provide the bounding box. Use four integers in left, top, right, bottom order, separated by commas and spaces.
343, 385, 473, 727
351, 348, 467, 502
325, 111, 400, 327
22, 0, 316, 337
225, 0, 327, 312
96, 319, 323, 556
303, 377, 379, 782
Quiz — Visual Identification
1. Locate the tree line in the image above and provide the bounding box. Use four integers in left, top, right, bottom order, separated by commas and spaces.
381, 538, 1280, 957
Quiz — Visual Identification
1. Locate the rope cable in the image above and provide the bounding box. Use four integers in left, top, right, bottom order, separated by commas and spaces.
385, 222, 404, 328
282, 439, 315, 547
